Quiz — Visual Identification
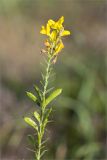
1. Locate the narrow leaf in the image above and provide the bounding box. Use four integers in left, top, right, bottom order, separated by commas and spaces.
24, 117, 38, 131
45, 87, 54, 94
43, 108, 52, 129
40, 150, 48, 158
27, 135, 35, 146
41, 138, 49, 146
26, 92, 37, 102
40, 81, 44, 87
27, 147, 36, 153
34, 85, 42, 101
45, 89, 62, 106
34, 111, 40, 122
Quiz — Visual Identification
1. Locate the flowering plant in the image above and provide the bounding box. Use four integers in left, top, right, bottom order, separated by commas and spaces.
24, 16, 70, 160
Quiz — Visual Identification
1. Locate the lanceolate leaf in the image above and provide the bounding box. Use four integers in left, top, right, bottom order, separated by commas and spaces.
34, 85, 42, 101
34, 111, 40, 122
40, 81, 44, 87
45, 89, 62, 106
41, 138, 49, 146
43, 107, 52, 129
27, 135, 36, 146
40, 150, 48, 158
24, 117, 38, 131
45, 87, 54, 94
26, 92, 37, 102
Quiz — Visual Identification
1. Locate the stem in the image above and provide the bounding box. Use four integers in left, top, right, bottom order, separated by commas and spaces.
36, 56, 52, 160
43, 56, 52, 98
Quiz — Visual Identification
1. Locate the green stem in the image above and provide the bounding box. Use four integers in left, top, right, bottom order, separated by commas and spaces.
43, 56, 52, 98
36, 56, 52, 160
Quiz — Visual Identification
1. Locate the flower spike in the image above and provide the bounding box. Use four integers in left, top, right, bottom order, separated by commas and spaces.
40, 16, 71, 62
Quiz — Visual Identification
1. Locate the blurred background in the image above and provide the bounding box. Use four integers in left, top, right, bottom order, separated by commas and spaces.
0, 0, 107, 159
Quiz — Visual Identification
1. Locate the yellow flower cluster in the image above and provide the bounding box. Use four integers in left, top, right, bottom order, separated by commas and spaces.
40, 16, 70, 62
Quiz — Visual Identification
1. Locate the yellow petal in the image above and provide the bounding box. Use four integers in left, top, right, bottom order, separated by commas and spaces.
51, 23, 63, 31
48, 19, 55, 26
50, 30, 57, 41
51, 16, 64, 30
40, 26, 46, 34
54, 41, 64, 55
46, 23, 50, 36
61, 30, 70, 36
58, 16, 64, 24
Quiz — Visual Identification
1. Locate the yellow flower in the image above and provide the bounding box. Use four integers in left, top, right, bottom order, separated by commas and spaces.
51, 16, 64, 30
40, 16, 71, 59
54, 41, 64, 56
61, 30, 70, 36
40, 23, 50, 36
48, 19, 55, 26
40, 16, 70, 37
50, 30, 57, 41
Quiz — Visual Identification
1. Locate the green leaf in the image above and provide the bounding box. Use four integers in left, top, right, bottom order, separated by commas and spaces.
34, 85, 42, 101
41, 138, 49, 146
45, 88, 62, 106
24, 117, 38, 131
41, 98, 46, 108
27, 135, 35, 146
34, 111, 40, 122
43, 107, 52, 129
45, 87, 54, 94
40, 150, 48, 158
26, 92, 37, 102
